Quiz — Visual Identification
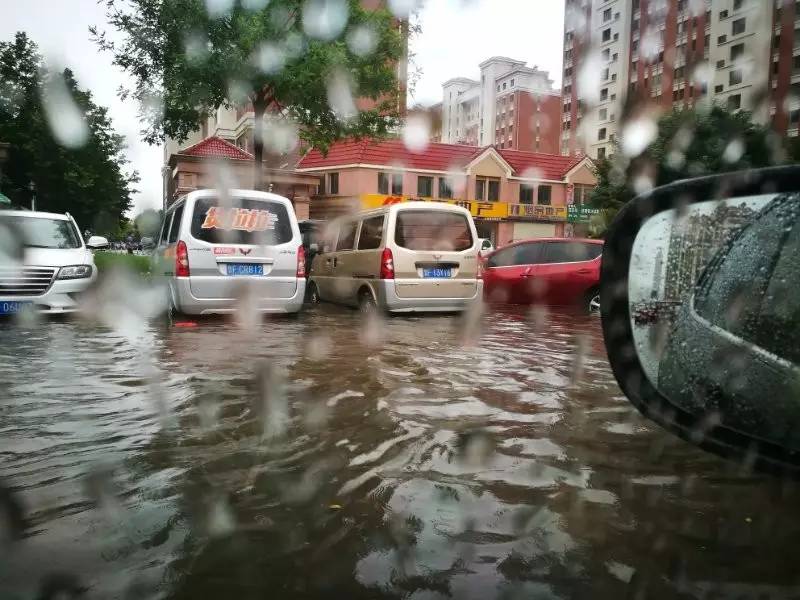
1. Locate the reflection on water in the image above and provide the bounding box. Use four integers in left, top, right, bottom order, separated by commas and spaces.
1, 307, 800, 599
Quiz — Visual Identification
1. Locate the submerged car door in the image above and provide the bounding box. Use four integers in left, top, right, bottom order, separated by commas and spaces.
535, 242, 600, 305
328, 219, 358, 304
484, 243, 543, 304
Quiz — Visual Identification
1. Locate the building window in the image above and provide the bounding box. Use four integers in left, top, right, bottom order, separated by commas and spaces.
417, 176, 433, 197
732, 18, 745, 35
632, 19, 639, 32
602, 28, 611, 42
728, 94, 742, 110
602, 68, 609, 80
718, 34, 727, 44
597, 147, 606, 159
503, 82, 507, 90
598, 127, 607, 140
612, 52, 618, 62
538, 185, 552, 205
599, 108, 607, 120
602, 48, 610, 61
603, 7, 612, 21
318, 175, 326, 195
729, 69, 743, 86
563, 102, 571, 113
733, 0, 744, 9
378, 172, 402, 195
719, 9, 728, 19
674, 66, 685, 79
519, 184, 534, 204
496, 85, 500, 92
730, 43, 745, 61
475, 178, 500, 202
328, 172, 339, 195
438, 177, 453, 199
600, 88, 608, 101
511, 78, 515, 87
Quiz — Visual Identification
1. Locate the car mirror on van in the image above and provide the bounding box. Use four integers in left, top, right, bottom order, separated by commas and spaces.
86, 235, 110, 250
600, 166, 800, 475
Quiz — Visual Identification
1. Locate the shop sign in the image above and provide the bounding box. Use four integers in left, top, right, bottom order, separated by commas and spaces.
360, 194, 508, 219
508, 204, 567, 221
567, 204, 602, 223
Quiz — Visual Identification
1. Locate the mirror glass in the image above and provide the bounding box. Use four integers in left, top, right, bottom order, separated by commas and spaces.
629, 192, 800, 451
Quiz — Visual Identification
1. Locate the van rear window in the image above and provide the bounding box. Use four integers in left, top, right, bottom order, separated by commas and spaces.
190, 198, 293, 245
394, 210, 473, 251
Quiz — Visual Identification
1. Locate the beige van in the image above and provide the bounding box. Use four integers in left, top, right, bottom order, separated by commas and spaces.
307, 202, 482, 313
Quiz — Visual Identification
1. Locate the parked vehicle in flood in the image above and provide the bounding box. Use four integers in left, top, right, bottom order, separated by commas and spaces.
0, 210, 107, 315
307, 202, 482, 313
154, 190, 305, 316
482, 238, 602, 311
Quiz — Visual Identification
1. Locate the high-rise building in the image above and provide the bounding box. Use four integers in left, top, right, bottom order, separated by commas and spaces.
562, 0, 796, 159
440, 57, 562, 153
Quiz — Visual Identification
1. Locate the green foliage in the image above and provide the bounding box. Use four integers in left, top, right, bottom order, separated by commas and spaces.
0, 32, 138, 235
587, 106, 788, 236
92, 0, 406, 178
93, 251, 152, 277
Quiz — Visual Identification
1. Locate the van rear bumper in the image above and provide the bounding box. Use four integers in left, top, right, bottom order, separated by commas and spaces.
172, 277, 305, 315
375, 280, 483, 313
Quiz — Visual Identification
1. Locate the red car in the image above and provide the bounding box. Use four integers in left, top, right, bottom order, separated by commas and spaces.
482, 238, 603, 311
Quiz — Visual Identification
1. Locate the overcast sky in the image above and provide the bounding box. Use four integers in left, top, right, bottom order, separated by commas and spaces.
1, 0, 565, 215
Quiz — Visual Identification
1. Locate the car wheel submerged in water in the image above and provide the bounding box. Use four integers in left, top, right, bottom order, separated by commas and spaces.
307, 282, 321, 305
358, 289, 376, 314
587, 288, 601, 313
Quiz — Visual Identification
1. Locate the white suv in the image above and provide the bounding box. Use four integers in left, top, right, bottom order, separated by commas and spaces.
0, 210, 106, 315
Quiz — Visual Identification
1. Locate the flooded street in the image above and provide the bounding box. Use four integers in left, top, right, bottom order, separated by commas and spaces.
2, 307, 800, 599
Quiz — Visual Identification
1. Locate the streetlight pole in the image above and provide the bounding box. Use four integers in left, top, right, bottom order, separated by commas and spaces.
28, 181, 36, 211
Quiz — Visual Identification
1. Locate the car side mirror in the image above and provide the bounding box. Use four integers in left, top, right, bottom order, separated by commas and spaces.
86, 235, 109, 250
600, 166, 800, 475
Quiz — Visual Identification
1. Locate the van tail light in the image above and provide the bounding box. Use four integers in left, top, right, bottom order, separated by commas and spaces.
175, 240, 190, 277
297, 245, 306, 278
380, 247, 394, 279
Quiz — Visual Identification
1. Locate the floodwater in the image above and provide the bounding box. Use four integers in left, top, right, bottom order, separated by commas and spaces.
1, 306, 800, 599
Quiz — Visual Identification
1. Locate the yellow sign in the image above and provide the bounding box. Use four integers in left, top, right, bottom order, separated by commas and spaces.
508, 204, 568, 222
359, 194, 508, 219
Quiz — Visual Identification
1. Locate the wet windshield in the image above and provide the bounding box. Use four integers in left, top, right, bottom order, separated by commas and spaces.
0, 215, 82, 249
3, 0, 800, 598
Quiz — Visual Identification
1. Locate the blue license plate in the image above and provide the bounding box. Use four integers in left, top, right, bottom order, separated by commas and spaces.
226, 263, 264, 276
0, 301, 31, 315
422, 267, 452, 278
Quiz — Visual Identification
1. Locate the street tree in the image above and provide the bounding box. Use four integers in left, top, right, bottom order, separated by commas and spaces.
0, 32, 137, 234
92, 0, 406, 188
587, 105, 784, 235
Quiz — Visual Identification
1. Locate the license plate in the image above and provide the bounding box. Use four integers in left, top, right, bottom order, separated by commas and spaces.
422, 267, 452, 278
0, 301, 31, 315
226, 263, 264, 276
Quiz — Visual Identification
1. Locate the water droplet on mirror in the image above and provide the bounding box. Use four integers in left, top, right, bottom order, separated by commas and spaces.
303, 0, 349, 41
253, 361, 290, 440
388, 0, 422, 18
723, 138, 744, 163
242, 0, 270, 9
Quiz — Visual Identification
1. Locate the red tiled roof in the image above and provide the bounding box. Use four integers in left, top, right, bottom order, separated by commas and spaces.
180, 136, 253, 160
298, 138, 587, 180
299, 138, 483, 172
497, 148, 585, 181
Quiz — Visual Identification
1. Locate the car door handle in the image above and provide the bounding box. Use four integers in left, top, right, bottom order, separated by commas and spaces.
577, 269, 592, 274
520, 268, 533, 277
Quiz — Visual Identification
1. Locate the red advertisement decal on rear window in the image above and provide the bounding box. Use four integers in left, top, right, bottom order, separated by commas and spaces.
201, 206, 277, 232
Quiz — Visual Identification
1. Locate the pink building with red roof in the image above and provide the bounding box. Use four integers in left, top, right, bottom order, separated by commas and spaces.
297, 138, 597, 244
165, 136, 320, 218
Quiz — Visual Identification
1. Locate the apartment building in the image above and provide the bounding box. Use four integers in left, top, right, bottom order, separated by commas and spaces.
440, 57, 562, 153
562, 0, 796, 159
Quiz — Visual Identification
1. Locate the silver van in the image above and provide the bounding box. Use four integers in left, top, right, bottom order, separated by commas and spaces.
307, 202, 482, 313
155, 189, 305, 316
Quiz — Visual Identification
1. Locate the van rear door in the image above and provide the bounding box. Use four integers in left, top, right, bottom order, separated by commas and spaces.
186, 196, 299, 300
391, 209, 479, 299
